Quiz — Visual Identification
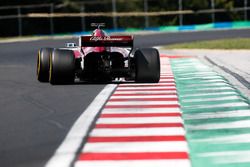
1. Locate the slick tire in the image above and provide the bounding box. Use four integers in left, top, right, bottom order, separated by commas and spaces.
49, 49, 75, 85
135, 48, 160, 83
37, 48, 53, 82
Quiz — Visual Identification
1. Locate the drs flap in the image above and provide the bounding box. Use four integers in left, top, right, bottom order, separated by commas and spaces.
80, 36, 133, 47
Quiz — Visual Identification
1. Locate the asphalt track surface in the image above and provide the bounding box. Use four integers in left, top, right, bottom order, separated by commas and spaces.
1, 28, 250, 167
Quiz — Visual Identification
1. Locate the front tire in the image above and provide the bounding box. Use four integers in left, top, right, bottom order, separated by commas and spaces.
37, 48, 53, 82
49, 49, 75, 85
135, 48, 160, 83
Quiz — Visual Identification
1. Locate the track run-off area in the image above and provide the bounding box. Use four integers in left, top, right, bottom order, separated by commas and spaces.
46, 53, 250, 167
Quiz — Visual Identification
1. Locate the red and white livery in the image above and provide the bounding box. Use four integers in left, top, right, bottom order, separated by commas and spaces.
37, 23, 160, 84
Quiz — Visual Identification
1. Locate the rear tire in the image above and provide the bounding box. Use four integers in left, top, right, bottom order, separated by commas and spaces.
37, 48, 53, 82
135, 48, 160, 83
49, 49, 75, 85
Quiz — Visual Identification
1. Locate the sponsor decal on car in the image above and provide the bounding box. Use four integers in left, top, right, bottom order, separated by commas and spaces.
90, 36, 123, 41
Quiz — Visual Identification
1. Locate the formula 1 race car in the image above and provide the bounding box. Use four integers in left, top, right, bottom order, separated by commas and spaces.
37, 23, 160, 84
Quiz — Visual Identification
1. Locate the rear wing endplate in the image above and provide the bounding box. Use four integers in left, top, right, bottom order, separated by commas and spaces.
79, 36, 133, 47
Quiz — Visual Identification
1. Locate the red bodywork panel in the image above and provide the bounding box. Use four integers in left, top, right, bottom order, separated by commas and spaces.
73, 28, 133, 59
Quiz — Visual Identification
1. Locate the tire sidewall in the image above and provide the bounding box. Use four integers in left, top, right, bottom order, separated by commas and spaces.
49, 49, 75, 84
135, 48, 160, 83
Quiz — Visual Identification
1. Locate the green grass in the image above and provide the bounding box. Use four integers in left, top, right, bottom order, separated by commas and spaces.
164, 38, 250, 49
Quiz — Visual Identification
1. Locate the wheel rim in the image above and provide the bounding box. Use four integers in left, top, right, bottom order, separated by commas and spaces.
49, 53, 53, 82
37, 50, 41, 79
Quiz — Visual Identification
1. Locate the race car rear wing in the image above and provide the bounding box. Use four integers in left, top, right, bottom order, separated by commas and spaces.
80, 36, 133, 47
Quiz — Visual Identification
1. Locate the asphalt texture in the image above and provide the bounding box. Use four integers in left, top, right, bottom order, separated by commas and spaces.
0, 39, 106, 167
1, 28, 250, 167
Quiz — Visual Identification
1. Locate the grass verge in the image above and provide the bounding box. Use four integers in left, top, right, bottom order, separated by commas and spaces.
164, 38, 250, 49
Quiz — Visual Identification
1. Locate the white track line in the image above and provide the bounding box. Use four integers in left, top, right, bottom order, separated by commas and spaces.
180, 91, 237, 97
110, 95, 178, 99
75, 160, 191, 167
45, 84, 117, 167
116, 86, 176, 90
181, 83, 230, 87
187, 120, 250, 130
120, 83, 175, 86
198, 151, 250, 164
184, 109, 250, 120
90, 127, 186, 137
199, 150, 250, 157
106, 101, 179, 105
178, 79, 228, 84
160, 74, 174, 75
183, 102, 248, 109
192, 133, 250, 144
83, 141, 189, 152
102, 108, 181, 114
176, 74, 220, 78
216, 155, 250, 164
114, 90, 177, 94
173, 69, 210, 72
174, 65, 208, 68
97, 117, 183, 124
175, 72, 217, 75
181, 96, 243, 102
177, 76, 223, 80
181, 87, 235, 91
